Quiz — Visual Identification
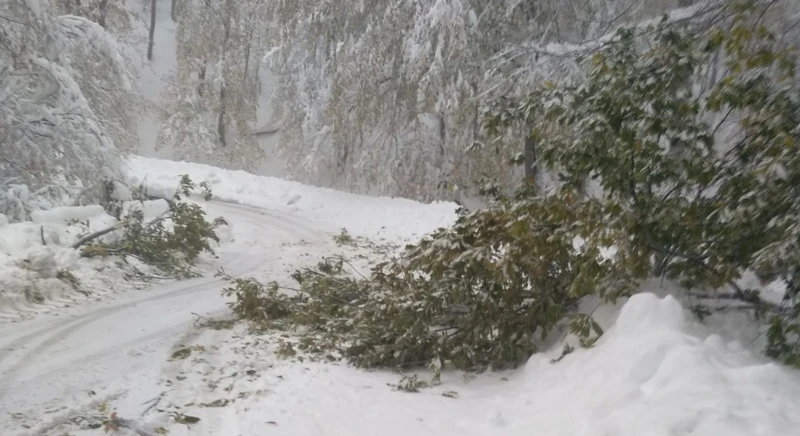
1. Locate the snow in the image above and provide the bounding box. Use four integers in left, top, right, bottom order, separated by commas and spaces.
737, 270, 788, 306
1, 157, 800, 436
30, 205, 107, 225
196, 292, 797, 436
122, 199, 170, 220
0, 202, 157, 320
0, 196, 194, 321
126, 155, 459, 242
19, 288, 796, 436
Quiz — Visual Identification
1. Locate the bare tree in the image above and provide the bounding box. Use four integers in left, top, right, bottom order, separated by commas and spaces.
147, 0, 156, 61
158, 0, 267, 170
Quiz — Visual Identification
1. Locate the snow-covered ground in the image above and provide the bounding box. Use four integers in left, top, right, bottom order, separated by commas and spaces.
0, 198, 172, 321
126, 156, 458, 242
2, 158, 800, 436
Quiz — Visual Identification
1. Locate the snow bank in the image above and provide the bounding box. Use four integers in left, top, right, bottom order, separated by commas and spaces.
0, 201, 179, 321
126, 156, 459, 242
30, 205, 107, 225
122, 198, 170, 219
505, 293, 800, 436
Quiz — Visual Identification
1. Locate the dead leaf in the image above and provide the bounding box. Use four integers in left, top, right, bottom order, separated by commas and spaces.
103, 412, 120, 432
170, 412, 201, 425
200, 399, 230, 408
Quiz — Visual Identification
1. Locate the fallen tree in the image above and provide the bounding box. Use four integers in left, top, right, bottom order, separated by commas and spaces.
76, 175, 222, 277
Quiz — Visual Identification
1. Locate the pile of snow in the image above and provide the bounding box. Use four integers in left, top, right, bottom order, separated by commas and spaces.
126, 156, 459, 242
0, 200, 173, 321
511, 293, 800, 435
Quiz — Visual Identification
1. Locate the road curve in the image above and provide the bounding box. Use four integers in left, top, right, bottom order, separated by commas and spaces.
0, 201, 329, 435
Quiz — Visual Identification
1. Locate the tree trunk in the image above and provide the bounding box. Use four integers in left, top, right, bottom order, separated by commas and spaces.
217, 86, 227, 147
523, 136, 538, 187
171, 0, 178, 22
243, 16, 254, 83
217, 0, 234, 147
244, 42, 251, 84
97, 0, 109, 28
147, 0, 157, 61
652, 252, 668, 277
198, 63, 206, 96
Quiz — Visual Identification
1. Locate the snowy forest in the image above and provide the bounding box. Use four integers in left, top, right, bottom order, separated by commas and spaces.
3, 0, 799, 202
3, 0, 800, 434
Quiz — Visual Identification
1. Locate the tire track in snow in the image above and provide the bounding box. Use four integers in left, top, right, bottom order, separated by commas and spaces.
0, 246, 257, 367
0, 256, 252, 399
0, 202, 327, 417
0, 201, 306, 366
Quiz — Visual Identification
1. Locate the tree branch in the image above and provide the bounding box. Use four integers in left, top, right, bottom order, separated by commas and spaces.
71, 222, 126, 249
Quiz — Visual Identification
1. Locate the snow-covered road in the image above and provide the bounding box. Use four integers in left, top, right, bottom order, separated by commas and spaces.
3, 158, 800, 436
0, 201, 332, 434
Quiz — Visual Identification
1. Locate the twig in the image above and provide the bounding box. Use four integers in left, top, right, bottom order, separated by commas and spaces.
0, 14, 27, 26
140, 391, 167, 417
191, 312, 213, 323
40, 226, 46, 245
335, 256, 368, 280
1, 156, 37, 177
125, 273, 172, 281
72, 209, 172, 251
684, 287, 781, 313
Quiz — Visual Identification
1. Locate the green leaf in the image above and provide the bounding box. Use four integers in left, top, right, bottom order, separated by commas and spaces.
170, 348, 192, 361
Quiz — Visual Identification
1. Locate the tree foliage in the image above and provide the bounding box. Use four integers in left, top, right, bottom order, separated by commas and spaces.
225, 193, 638, 371
487, 1, 800, 366
81, 176, 221, 277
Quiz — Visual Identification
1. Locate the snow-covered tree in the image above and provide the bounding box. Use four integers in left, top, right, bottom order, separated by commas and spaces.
158, 0, 267, 171
486, 0, 800, 365
265, 0, 707, 200
52, 0, 133, 30
0, 0, 136, 220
